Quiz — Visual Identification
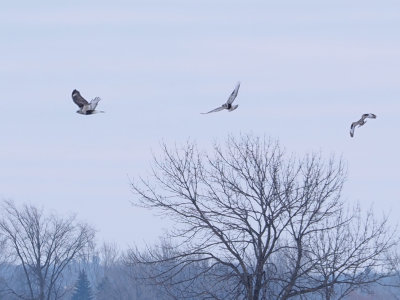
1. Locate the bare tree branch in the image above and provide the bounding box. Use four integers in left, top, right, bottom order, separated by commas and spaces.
128, 134, 397, 300
0, 201, 95, 300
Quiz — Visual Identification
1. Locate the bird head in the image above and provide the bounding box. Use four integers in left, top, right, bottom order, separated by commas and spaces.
72, 89, 80, 97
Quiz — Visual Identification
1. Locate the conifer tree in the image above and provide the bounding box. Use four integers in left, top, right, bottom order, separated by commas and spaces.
71, 270, 93, 300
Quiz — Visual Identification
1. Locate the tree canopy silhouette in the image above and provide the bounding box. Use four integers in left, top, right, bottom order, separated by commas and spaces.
129, 135, 397, 300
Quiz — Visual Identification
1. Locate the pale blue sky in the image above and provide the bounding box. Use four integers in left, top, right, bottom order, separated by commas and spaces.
0, 1, 399, 248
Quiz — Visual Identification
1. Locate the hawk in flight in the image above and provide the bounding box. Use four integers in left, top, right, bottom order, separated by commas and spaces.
72, 89, 104, 115
202, 82, 240, 114
350, 113, 376, 137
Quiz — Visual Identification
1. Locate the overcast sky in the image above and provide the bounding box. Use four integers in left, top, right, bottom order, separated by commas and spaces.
1, 0, 399, 248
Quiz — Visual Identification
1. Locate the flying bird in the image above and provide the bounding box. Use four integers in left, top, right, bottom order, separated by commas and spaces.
202, 82, 240, 114
350, 113, 376, 137
72, 89, 104, 115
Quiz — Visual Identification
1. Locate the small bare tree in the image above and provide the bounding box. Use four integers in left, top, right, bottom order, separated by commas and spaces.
128, 135, 397, 300
0, 201, 95, 300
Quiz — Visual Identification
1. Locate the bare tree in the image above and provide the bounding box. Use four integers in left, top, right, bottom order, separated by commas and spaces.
0, 201, 95, 300
128, 135, 397, 300
271, 205, 397, 300
92, 243, 169, 300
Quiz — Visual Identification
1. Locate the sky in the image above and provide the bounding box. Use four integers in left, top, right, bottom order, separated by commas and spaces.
0, 0, 399, 249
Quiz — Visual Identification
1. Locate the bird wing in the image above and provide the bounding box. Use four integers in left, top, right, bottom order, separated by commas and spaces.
227, 82, 240, 104
89, 97, 101, 110
350, 122, 357, 137
201, 106, 225, 114
361, 113, 377, 120
72, 91, 89, 108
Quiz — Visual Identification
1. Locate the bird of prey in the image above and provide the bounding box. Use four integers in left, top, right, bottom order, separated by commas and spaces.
202, 82, 241, 114
350, 113, 377, 137
72, 89, 104, 115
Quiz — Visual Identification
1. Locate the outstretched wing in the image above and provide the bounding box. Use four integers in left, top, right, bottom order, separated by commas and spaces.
201, 106, 225, 114
72, 90, 89, 108
89, 97, 101, 110
227, 82, 241, 104
350, 122, 357, 137
361, 113, 377, 120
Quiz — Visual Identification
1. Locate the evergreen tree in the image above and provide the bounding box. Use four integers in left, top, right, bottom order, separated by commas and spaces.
71, 270, 93, 300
